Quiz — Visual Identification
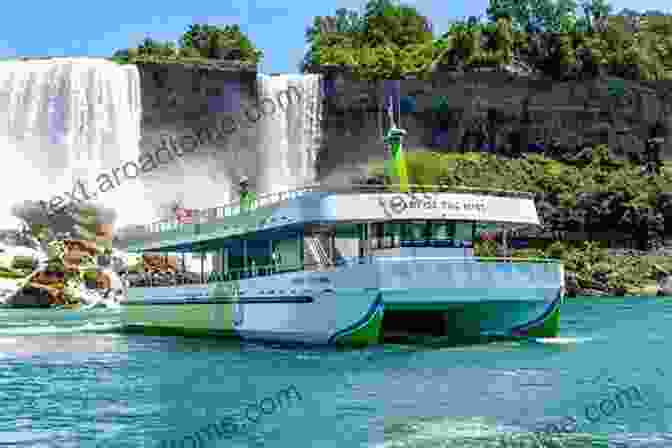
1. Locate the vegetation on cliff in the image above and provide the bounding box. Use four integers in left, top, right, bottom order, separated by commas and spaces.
302, 0, 672, 80
111, 24, 262, 66
368, 148, 672, 293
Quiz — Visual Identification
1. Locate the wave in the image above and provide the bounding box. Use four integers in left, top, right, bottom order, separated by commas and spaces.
531, 336, 594, 345
0, 320, 121, 336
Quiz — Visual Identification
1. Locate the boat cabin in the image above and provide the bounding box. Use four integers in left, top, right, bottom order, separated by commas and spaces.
114, 184, 540, 287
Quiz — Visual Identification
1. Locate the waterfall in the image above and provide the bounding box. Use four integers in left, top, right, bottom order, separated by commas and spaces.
0, 59, 324, 232
143, 73, 324, 216
254, 73, 323, 194
0, 58, 156, 229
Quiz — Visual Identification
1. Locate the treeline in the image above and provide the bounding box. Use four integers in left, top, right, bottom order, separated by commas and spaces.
302, 0, 672, 80
111, 24, 262, 66
110, 0, 671, 82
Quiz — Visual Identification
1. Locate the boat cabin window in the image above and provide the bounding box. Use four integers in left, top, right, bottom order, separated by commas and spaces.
127, 230, 306, 287
333, 223, 361, 260
124, 221, 501, 288
370, 221, 475, 249
211, 234, 303, 281
124, 251, 205, 287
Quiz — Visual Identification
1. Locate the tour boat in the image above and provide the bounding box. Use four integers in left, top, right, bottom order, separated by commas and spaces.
116, 183, 565, 347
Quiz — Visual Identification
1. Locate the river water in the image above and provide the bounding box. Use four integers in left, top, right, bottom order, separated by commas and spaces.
0, 296, 669, 448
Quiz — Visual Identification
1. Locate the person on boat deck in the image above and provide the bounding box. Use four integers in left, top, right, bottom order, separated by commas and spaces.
248, 258, 258, 277
272, 247, 281, 272
239, 176, 257, 212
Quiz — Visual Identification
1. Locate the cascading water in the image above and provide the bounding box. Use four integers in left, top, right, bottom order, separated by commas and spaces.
253, 73, 323, 195
0, 58, 156, 229
143, 73, 324, 217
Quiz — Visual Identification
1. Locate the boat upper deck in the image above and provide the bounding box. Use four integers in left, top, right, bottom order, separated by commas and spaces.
114, 183, 539, 253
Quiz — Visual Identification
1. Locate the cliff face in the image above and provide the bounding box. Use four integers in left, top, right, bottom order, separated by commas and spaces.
135, 63, 672, 192
134, 62, 260, 214
317, 70, 672, 176
134, 62, 322, 215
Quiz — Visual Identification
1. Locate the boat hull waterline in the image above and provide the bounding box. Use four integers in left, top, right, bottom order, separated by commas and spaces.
121, 258, 564, 347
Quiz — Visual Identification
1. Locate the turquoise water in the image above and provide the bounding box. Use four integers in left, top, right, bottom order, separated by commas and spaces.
0, 296, 670, 447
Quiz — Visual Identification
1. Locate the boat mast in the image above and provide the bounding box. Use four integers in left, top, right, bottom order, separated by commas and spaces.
384, 102, 409, 193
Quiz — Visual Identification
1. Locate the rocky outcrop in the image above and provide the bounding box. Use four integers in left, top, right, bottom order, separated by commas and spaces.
564, 270, 628, 297
142, 254, 177, 272
7, 263, 125, 308
4, 214, 124, 307
6, 239, 94, 307
564, 271, 580, 297
657, 274, 672, 296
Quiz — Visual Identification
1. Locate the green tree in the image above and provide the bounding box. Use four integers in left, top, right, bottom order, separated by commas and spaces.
137, 38, 164, 56
486, 0, 579, 32
362, 1, 433, 47
335, 8, 366, 34
301, 0, 432, 73
579, 0, 613, 32
301, 8, 365, 71
178, 24, 262, 63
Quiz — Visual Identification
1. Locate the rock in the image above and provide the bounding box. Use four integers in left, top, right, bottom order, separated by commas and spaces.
583, 288, 611, 296
110, 249, 130, 273
4, 238, 126, 308
63, 240, 97, 271
565, 271, 580, 297
612, 287, 627, 296
564, 270, 616, 296
8, 285, 52, 308
6, 268, 128, 308
79, 269, 127, 305
142, 254, 177, 272
657, 274, 672, 296
97, 269, 126, 298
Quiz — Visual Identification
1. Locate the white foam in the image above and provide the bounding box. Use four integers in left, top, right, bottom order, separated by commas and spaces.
0, 57, 156, 228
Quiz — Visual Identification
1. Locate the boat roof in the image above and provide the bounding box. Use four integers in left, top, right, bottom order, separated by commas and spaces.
114, 183, 540, 253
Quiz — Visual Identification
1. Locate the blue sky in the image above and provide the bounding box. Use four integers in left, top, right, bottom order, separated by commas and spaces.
0, 0, 670, 74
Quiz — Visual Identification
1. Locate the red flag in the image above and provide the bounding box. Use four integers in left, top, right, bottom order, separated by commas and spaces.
478, 231, 496, 241
175, 208, 193, 224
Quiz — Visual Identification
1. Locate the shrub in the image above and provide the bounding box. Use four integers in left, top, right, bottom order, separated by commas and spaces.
11, 255, 35, 271
303, 0, 672, 80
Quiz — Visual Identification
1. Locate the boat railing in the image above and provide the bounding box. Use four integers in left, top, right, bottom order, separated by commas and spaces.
373, 256, 561, 264
126, 255, 562, 287
115, 183, 536, 239
127, 260, 324, 287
